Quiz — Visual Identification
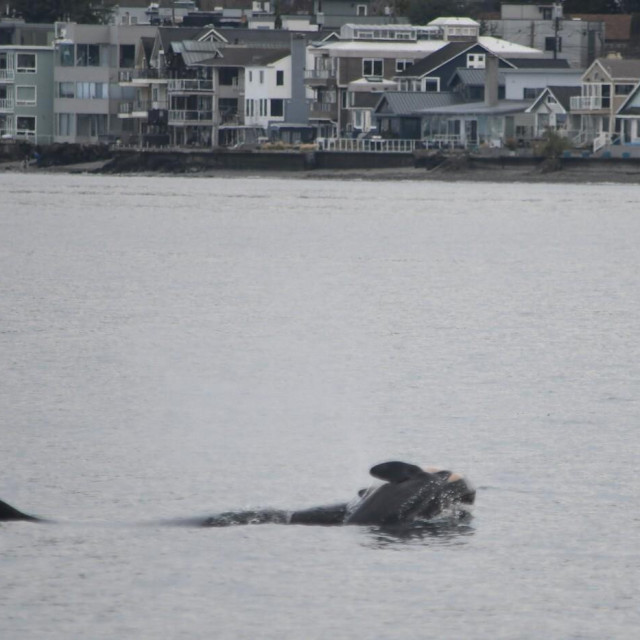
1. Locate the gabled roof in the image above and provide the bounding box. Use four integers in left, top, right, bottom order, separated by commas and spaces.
448, 68, 505, 88
397, 41, 477, 79
158, 27, 208, 53
616, 82, 640, 117
352, 92, 387, 109
593, 57, 640, 81
526, 85, 580, 113
199, 47, 289, 67
417, 99, 531, 116
374, 91, 462, 116
141, 37, 155, 64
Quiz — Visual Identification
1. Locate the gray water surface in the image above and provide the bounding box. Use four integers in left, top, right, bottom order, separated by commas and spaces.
1, 174, 639, 639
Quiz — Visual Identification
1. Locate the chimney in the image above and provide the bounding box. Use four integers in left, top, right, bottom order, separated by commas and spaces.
484, 54, 499, 107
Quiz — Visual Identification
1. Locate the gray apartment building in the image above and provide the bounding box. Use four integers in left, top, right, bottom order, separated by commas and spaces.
53, 21, 156, 143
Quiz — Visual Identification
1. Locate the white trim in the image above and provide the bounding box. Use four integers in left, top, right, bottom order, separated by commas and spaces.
15, 52, 37, 74
15, 85, 37, 106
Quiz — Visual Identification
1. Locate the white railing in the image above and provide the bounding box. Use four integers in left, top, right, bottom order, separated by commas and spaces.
168, 79, 213, 92
168, 109, 213, 124
304, 69, 335, 81
570, 96, 603, 110
593, 132, 612, 153
0, 98, 14, 111
426, 134, 462, 149
316, 137, 417, 153
311, 102, 336, 113
0, 69, 15, 81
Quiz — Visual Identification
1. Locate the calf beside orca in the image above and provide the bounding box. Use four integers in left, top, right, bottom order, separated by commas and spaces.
0, 461, 475, 527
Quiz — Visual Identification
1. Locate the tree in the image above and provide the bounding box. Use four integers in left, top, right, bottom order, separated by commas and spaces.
12, 0, 110, 24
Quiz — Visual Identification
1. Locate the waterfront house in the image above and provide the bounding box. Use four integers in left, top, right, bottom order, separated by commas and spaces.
569, 57, 640, 152
525, 85, 581, 139
614, 82, 640, 152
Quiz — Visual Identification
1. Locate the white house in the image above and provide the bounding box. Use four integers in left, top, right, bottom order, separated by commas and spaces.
243, 50, 291, 129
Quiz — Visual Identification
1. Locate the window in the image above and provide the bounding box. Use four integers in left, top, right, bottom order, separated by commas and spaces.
119, 45, 135, 69
76, 82, 109, 99
276, 70, 284, 86
395, 59, 412, 73
76, 44, 100, 67
357, 4, 367, 16
16, 115, 36, 135
16, 86, 36, 105
271, 98, 283, 117
59, 44, 74, 67
362, 58, 383, 77
523, 88, 542, 100
424, 78, 439, 92
16, 53, 36, 73
58, 82, 75, 98
467, 53, 485, 69
259, 70, 264, 84
58, 113, 74, 136
545, 37, 561, 53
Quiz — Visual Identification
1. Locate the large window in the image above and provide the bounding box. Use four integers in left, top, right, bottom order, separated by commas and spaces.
16, 86, 36, 105
270, 98, 283, 117
59, 44, 74, 66
16, 53, 36, 73
16, 115, 36, 135
362, 58, 383, 77
119, 45, 135, 69
58, 113, 74, 136
58, 82, 75, 98
76, 44, 100, 67
76, 82, 108, 99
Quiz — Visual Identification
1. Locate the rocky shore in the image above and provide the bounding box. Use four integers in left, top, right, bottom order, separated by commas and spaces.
2, 142, 640, 184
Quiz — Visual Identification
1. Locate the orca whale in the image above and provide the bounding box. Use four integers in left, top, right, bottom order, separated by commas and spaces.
0, 462, 474, 527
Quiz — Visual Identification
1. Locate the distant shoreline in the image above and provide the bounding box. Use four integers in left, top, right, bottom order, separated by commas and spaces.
3, 152, 640, 184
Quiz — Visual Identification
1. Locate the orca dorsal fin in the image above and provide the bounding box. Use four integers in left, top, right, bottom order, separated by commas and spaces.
369, 461, 425, 483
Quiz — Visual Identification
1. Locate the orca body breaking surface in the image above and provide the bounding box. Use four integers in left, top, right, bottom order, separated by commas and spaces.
1, 461, 475, 528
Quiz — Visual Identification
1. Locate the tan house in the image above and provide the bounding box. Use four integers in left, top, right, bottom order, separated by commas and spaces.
569, 57, 640, 151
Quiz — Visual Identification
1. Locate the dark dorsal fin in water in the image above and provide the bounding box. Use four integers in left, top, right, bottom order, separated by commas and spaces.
369, 461, 426, 484
0, 498, 42, 522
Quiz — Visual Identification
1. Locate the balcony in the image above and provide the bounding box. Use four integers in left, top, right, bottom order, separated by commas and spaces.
570, 96, 607, 111
304, 69, 336, 86
168, 79, 213, 93
168, 109, 214, 124
119, 69, 169, 85
0, 69, 15, 82
0, 97, 14, 112
309, 101, 338, 120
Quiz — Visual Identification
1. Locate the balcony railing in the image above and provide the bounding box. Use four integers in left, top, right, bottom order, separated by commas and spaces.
168, 109, 213, 124
0, 69, 15, 81
119, 100, 168, 114
316, 137, 418, 153
168, 79, 213, 92
0, 97, 14, 111
304, 69, 336, 80
570, 96, 604, 110
119, 69, 168, 83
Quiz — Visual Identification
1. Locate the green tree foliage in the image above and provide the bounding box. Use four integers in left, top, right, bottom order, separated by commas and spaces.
12, 0, 110, 24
